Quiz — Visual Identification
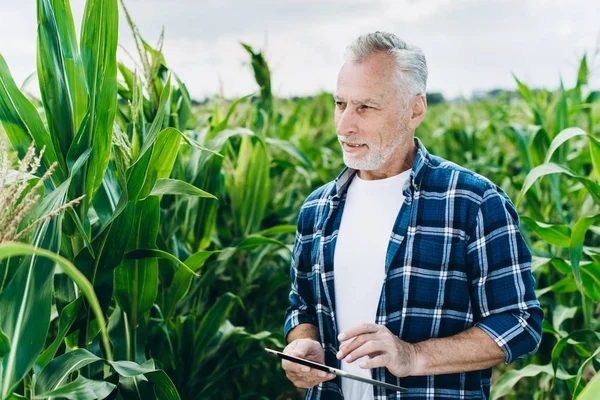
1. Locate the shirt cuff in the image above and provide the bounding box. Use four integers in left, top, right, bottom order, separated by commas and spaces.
284, 309, 317, 343
476, 312, 532, 364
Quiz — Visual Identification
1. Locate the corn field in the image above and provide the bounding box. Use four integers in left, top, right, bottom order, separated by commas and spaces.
0, 0, 599, 399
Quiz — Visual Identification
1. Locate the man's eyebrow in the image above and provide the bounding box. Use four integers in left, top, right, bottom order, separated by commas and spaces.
350, 98, 381, 106
333, 96, 382, 106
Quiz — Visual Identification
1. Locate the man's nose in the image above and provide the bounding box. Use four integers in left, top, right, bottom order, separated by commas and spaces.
336, 108, 358, 136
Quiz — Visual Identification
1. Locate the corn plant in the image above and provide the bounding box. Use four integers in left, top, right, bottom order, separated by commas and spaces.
0, 0, 218, 397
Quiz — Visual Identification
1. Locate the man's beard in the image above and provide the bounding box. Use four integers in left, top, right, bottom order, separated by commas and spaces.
339, 125, 408, 171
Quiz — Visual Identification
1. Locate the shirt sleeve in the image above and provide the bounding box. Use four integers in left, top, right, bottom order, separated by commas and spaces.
284, 207, 318, 342
467, 186, 544, 364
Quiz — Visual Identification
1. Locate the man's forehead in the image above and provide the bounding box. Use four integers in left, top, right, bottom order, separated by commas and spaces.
338, 53, 396, 77
335, 75, 389, 103
335, 57, 396, 98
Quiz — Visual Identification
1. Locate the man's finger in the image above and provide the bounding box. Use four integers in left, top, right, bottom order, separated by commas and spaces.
338, 322, 381, 342
344, 340, 383, 363
337, 333, 376, 360
312, 369, 327, 378
323, 373, 336, 380
307, 372, 336, 382
282, 359, 311, 373
290, 372, 336, 389
358, 354, 388, 369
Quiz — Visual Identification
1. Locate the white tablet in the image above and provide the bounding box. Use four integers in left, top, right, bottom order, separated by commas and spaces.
265, 348, 408, 393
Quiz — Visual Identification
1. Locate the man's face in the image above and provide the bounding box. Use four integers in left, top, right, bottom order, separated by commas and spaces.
334, 52, 413, 173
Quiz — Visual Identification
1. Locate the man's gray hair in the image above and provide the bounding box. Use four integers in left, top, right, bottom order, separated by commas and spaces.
344, 31, 428, 105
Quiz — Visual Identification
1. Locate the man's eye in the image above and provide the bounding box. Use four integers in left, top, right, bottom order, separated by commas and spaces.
359, 105, 371, 110
335, 102, 346, 108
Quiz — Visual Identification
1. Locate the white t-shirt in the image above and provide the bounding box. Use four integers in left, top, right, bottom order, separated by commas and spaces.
333, 169, 411, 400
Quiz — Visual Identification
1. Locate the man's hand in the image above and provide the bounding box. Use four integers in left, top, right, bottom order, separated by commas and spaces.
336, 323, 417, 377
282, 338, 336, 389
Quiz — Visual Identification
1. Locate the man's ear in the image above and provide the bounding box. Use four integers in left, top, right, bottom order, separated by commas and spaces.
409, 94, 427, 129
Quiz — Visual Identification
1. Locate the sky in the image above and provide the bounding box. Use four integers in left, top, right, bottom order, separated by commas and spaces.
0, 0, 599, 100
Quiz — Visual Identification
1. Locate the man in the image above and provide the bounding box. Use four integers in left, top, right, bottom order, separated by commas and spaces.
281, 31, 543, 400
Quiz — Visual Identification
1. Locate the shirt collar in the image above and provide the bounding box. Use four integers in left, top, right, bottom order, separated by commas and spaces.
331, 136, 430, 199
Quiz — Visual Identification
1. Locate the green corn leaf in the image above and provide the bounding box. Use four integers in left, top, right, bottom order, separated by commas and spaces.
0, 330, 9, 359
164, 250, 219, 319
128, 126, 220, 202
543, 127, 587, 164
123, 248, 202, 277
555, 80, 568, 137
36, 0, 88, 166
215, 234, 290, 265
35, 297, 82, 372
491, 364, 574, 400
192, 293, 242, 372
235, 235, 290, 251
542, 320, 560, 336
528, 126, 551, 168
513, 74, 544, 125
173, 73, 191, 131
115, 362, 179, 400
118, 62, 135, 99
257, 224, 297, 237
0, 54, 65, 182
0, 242, 112, 363
148, 178, 217, 199
210, 93, 253, 135
576, 54, 588, 87
505, 125, 533, 171
93, 201, 136, 282
551, 330, 600, 380
578, 371, 600, 400
126, 77, 172, 201
117, 375, 154, 399
228, 135, 270, 236
551, 258, 573, 274
241, 43, 272, 123
542, 127, 600, 181
581, 262, 600, 301
190, 128, 255, 251
137, 128, 182, 200
521, 216, 571, 247
34, 375, 116, 399
585, 90, 599, 104
570, 214, 600, 294
109, 359, 155, 377
551, 305, 578, 332
265, 137, 312, 167
66, 0, 118, 205
114, 197, 160, 359
531, 256, 551, 273
128, 76, 171, 167
93, 161, 122, 226
0, 214, 62, 398
34, 348, 102, 395
573, 341, 600, 395
34, 348, 178, 398
535, 276, 578, 298
111, 359, 179, 399
144, 370, 180, 400
519, 163, 600, 206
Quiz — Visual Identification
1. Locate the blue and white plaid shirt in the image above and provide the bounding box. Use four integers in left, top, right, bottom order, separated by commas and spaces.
284, 138, 543, 399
